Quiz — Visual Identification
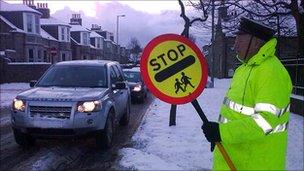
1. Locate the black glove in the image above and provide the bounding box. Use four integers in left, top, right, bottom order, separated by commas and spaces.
201, 122, 221, 152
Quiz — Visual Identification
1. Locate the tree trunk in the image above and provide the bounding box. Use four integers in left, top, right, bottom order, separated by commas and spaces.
169, 105, 177, 126
169, 0, 191, 127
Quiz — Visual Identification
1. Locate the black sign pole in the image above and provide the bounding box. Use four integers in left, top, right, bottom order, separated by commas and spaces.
191, 99, 236, 171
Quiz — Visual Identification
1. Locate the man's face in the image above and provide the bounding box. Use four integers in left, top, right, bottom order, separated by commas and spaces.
234, 33, 253, 61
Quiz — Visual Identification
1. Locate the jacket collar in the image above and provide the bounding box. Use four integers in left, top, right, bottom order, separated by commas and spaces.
246, 38, 277, 66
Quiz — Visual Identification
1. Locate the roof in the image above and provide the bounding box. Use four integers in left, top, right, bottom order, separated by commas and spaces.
123, 67, 140, 72
70, 24, 90, 32
0, 15, 25, 33
0, 1, 41, 15
104, 39, 117, 45
41, 28, 57, 41
40, 17, 70, 27
56, 60, 117, 66
90, 31, 104, 38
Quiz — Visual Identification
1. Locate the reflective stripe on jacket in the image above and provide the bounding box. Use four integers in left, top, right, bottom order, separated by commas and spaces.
213, 38, 292, 170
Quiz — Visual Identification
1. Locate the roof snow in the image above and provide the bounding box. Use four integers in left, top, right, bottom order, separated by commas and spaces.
90, 31, 104, 38
0, 1, 41, 15
123, 67, 140, 72
40, 17, 70, 27
104, 38, 117, 45
70, 24, 90, 32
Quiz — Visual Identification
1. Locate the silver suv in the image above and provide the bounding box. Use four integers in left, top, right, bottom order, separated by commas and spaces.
11, 60, 131, 149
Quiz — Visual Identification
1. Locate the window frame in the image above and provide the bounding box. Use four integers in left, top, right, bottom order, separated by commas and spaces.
28, 48, 34, 62
35, 15, 40, 34
61, 52, 66, 61
26, 13, 33, 33
113, 65, 124, 82
23, 13, 40, 34
110, 66, 118, 85
96, 37, 101, 49
58, 26, 70, 42
81, 32, 89, 46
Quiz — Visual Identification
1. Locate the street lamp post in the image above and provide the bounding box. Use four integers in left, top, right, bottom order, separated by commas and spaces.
116, 14, 125, 45
210, 0, 215, 88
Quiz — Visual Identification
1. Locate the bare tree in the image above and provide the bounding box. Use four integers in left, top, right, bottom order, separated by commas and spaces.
169, 0, 212, 126
179, 0, 210, 37
127, 37, 142, 63
194, 0, 304, 56
251, 0, 304, 56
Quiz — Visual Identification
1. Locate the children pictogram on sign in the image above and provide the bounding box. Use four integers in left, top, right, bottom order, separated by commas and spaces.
181, 72, 195, 91
175, 78, 185, 94
174, 72, 196, 94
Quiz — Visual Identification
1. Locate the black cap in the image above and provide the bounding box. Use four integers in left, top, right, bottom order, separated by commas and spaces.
237, 17, 276, 41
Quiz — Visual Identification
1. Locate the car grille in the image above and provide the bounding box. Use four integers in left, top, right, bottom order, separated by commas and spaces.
30, 106, 72, 119
27, 128, 75, 136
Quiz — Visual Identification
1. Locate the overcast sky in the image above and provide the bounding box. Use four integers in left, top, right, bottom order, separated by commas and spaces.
6, 0, 211, 48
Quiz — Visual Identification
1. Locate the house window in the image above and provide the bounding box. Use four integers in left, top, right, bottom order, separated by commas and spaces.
61, 27, 65, 41
44, 50, 48, 62
67, 27, 70, 42
61, 53, 66, 61
35, 16, 40, 34
82, 32, 89, 46
24, 13, 40, 34
58, 26, 70, 42
96, 38, 101, 49
26, 14, 34, 33
38, 50, 42, 61
28, 49, 34, 62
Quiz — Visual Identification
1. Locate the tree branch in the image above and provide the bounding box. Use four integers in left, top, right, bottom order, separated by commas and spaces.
253, 0, 291, 9
178, 0, 191, 37
225, 1, 291, 17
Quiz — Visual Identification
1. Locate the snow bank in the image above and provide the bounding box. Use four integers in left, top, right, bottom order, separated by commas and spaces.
0, 83, 30, 107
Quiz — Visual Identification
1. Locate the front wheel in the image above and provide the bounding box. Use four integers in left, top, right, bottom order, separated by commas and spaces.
119, 101, 130, 126
13, 129, 36, 147
96, 110, 114, 149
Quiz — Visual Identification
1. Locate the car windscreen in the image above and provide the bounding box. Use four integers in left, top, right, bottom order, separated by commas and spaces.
123, 71, 141, 83
36, 65, 107, 88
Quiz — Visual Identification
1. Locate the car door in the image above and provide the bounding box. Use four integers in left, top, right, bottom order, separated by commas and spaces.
113, 65, 128, 117
109, 65, 123, 117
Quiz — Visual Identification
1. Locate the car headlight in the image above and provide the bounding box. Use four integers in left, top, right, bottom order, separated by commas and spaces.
133, 85, 142, 92
13, 99, 26, 111
77, 100, 102, 113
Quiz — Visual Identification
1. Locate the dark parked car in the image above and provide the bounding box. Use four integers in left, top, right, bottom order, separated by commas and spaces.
123, 67, 147, 103
11, 60, 131, 149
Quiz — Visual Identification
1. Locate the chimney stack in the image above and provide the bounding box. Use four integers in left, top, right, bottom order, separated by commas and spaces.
70, 13, 82, 25
26, 0, 36, 9
36, 2, 50, 18
91, 24, 102, 31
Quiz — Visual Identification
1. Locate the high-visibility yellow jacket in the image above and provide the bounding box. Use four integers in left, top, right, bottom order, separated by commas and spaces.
214, 38, 292, 170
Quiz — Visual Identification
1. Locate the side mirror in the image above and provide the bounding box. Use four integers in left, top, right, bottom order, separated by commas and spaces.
30, 80, 37, 87
113, 82, 126, 90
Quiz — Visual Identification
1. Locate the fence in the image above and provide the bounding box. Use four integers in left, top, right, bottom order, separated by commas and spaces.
281, 57, 304, 96
281, 56, 304, 115
0, 59, 52, 83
